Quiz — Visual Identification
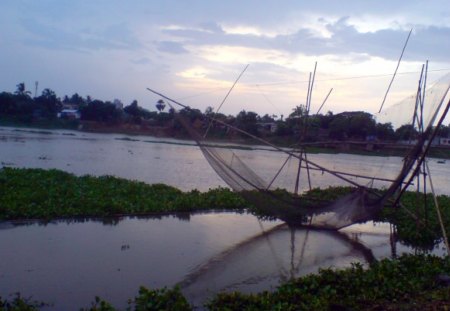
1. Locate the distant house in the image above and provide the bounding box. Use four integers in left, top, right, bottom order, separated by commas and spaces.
58, 109, 81, 120
440, 137, 450, 146
257, 122, 278, 133
61, 103, 79, 110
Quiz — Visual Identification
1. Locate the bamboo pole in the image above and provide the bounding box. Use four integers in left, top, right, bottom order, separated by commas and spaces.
393, 97, 450, 206
425, 162, 450, 256
316, 88, 333, 115
203, 64, 249, 138
378, 28, 413, 113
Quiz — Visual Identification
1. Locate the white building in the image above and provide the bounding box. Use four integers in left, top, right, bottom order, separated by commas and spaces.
57, 109, 81, 119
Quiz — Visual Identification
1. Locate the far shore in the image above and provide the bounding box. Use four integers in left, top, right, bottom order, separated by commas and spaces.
2, 120, 450, 159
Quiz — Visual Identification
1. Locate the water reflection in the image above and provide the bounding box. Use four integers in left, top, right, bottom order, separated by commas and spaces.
0, 212, 445, 310
2, 213, 194, 228
180, 223, 375, 305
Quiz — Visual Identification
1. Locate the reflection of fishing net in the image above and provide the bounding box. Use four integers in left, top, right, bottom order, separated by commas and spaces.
180, 225, 375, 305
160, 73, 450, 229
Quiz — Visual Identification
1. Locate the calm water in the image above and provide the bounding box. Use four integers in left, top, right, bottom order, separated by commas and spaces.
1, 214, 443, 310
0, 127, 449, 309
1, 126, 449, 193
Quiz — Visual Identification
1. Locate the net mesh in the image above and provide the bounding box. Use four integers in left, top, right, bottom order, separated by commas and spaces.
169, 73, 450, 229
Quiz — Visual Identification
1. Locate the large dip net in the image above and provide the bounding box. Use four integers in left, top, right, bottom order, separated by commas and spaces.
148, 72, 450, 229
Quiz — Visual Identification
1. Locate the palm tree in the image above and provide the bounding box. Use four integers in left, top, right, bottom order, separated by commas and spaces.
15, 82, 31, 97
156, 99, 166, 112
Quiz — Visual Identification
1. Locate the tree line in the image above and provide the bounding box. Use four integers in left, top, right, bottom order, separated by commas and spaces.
1, 82, 449, 142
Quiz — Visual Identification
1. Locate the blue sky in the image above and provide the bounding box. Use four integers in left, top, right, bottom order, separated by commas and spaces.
1, 0, 449, 119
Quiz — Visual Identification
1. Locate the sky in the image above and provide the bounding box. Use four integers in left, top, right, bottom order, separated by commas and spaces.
1, 0, 449, 121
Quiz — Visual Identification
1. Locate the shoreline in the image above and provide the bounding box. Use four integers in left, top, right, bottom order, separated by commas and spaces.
2, 122, 450, 160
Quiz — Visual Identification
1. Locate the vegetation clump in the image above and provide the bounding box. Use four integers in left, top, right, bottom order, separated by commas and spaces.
378, 191, 450, 250
0, 167, 246, 220
1, 167, 450, 251
83, 286, 191, 311
0, 293, 47, 311
206, 254, 450, 310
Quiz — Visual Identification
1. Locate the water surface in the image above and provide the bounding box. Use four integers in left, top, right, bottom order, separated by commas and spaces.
1, 213, 440, 310
1, 127, 449, 194
1, 127, 449, 309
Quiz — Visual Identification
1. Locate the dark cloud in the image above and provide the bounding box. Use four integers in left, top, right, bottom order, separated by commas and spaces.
156, 41, 188, 54
21, 19, 142, 52
161, 19, 449, 63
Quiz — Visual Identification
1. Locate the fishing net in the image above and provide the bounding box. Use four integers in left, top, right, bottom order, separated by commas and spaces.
163, 73, 450, 229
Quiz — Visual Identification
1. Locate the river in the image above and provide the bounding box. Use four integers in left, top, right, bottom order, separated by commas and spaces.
0, 126, 449, 309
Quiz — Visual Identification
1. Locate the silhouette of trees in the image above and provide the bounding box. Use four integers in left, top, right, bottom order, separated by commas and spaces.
156, 99, 166, 112
235, 110, 258, 136
80, 100, 121, 123
1, 81, 442, 144
395, 124, 418, 141
34, 88, 62, 119
15, 83, 31, 98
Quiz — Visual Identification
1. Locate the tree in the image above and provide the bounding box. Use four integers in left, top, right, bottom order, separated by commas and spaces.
34, 88, 61, 119
0, 92, 17, 115
15, 83, 31, 98
395, 124, 418, 141
68, 93, 85, 106
329, 115, 349, 140
375, 123, 395, 141
319, 111, 334, 129
260, 114, 275, 123
275, 120, 293, 136
156, 99, 166, 112
15, 82, 31, 95
124, 100, 140, 117
235, 110, 259, 136
80, 100, 121, 123
347, 112, 376, 139
204, 106, 214, 116
290, 105, 307, 118
436, 125, 449, 138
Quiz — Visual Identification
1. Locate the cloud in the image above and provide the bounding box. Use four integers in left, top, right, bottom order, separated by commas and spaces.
156, 41, 189, 54
131, 57, 152, 65
160, 18, 450, 64
21, 18, 142, 52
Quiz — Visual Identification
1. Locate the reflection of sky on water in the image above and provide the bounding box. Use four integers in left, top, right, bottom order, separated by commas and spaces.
0, 213, 281, 310
1, 126, 449, 194
0, 213, 439, 310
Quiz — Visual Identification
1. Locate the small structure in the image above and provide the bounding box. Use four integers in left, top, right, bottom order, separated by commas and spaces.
440, 137, 450, 146
257, 122, 278, 133
58, 109, 81, 120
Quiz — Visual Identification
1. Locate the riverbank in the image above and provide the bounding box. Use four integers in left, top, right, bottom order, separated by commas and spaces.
2, 122, 450, 160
